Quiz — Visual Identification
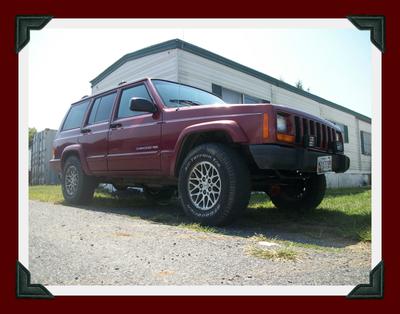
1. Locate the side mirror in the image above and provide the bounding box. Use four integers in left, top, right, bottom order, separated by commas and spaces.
129, 97, 157, 113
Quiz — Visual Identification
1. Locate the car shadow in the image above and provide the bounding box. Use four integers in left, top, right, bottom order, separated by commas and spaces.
63, 190, 370, 249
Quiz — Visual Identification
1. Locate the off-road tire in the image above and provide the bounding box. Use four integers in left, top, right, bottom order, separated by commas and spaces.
178, 143, 251, 226
269, 173, 326, 212
143, 186, 176, 205
61, 156, 97, 205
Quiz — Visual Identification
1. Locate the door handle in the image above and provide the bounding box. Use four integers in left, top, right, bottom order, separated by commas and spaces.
110, 122, 122, 129
81, 128, 91, 134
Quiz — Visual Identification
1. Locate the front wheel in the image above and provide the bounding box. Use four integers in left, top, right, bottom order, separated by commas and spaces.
268, 173, 326, 212
178, 143, 251, 226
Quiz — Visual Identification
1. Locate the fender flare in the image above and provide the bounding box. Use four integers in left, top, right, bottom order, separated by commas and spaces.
171, 120, 248, 176
60, 144, 92, 175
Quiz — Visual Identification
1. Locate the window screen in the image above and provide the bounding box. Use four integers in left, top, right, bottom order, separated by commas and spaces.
62, 100, 89, 131
117, 84, 151, 119
361, 131, 371, 155
221, 87, 242, 104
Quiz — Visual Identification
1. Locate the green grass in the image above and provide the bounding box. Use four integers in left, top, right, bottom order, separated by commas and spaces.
246, 187, 371, 242
178, 223, 218, 234
247, 245, 298, 261
29, 185, 64, 203
29, 185, 371, 243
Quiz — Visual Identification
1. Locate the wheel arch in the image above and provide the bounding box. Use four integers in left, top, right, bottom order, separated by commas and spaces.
172, 120, 248, 177
60, 145, 92, 175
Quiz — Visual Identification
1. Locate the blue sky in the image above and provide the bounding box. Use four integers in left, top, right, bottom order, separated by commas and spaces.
27, 20, 372, 131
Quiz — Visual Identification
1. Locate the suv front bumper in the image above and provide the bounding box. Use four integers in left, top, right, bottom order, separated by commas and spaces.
249, 144, 350, 173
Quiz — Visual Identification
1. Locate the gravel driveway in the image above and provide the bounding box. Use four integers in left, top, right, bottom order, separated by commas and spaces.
29, 200, 370, 286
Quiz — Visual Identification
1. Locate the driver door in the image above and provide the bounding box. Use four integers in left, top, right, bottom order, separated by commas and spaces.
107, 82, 161, 171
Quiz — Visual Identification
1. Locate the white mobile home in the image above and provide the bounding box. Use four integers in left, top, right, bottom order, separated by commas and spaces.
90, 39, 371, 188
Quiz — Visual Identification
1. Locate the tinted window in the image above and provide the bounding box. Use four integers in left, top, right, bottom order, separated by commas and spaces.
117, 84, 152, 118
62, 100, 89, 130
153, 80, 225, 108
88, 92, 116, 124
88, 98, 101, 125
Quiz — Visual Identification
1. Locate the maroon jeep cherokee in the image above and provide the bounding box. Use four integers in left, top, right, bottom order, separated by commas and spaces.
50, 78, 349, 225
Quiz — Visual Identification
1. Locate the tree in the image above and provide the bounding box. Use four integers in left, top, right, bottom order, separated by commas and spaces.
29, 127, 37, 148
295, 80, 304, 90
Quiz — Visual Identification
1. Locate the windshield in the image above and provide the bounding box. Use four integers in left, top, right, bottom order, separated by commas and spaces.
152, 80, 225, 108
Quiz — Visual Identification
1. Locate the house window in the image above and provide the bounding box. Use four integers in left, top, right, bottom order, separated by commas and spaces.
243, 94, 270, 104
221, 87, 242, 104
360, 131, 371, 155
329, 121, 349, 143
212, 83, 269, 104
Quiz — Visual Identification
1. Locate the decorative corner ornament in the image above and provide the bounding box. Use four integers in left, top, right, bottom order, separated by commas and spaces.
347, 16, 386, 53
15, 15, 53, 53
16, 261, 54, 299
347, 261, 384, 299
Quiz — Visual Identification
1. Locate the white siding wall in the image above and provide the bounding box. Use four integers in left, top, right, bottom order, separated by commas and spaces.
91, 50, 179, 94
271, 86, 320, 116
178, 50, 272, 101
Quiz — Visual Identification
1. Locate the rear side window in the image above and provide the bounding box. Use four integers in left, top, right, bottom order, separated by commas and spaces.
62, 100, 89, 131
117, 84, 152, 119
88, 92, 116, 125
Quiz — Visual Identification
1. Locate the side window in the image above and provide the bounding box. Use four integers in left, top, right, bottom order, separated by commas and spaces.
88, 92, 116, 125
62, 100, 89, 131
117, 84, 152, 119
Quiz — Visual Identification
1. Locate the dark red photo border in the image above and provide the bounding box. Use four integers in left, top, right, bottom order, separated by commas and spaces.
1, 0, 398, 311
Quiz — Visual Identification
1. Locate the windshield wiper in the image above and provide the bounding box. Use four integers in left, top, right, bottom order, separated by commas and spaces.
169, 99, 202, 106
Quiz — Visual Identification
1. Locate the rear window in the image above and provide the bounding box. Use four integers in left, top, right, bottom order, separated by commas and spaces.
88, 92, 116, 125
62, 100, 89, 131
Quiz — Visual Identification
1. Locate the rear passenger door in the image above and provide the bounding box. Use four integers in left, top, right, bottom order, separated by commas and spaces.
107, 82, 161, 171
79, 91, 117, 173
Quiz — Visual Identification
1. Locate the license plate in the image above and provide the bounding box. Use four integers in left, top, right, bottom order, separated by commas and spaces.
317, 156, 332, 174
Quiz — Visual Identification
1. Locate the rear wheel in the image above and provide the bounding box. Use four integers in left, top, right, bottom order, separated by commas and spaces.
62, 156, 97, 204
178, 143, 251, 226
268, 173, 326, 212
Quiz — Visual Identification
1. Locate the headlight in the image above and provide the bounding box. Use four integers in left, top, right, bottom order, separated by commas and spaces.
335, 132, 341, 142
277, 114, 288, 133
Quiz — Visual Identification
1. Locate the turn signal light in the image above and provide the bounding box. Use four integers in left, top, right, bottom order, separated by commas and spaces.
263, 113, 269, 140
277, 133, 295, 143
